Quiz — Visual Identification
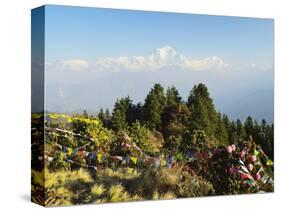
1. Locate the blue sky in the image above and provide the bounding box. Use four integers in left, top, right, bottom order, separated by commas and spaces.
45, 5, 273, 65
41, 5, 274, 122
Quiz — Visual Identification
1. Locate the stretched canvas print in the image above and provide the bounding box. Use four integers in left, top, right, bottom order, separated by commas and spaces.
31, 5, 274, 207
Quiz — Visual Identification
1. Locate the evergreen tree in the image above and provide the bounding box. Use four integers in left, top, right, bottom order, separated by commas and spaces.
111, 96, 132, 131
268, 124, 274, 159
134, 102, 145, 123
254, 119, 274, 159
126, 102, 144, 125
98, 108, 112, 128
236, 119, 246, 139
161, 103, 190, 153
253, 120, 261, 140
188, 98, 210, 133
261, 119, 267, 131
98, 108, 105, 123
143, 83, 166, 130
187, 83, 218, 136
229, 121, 236, 143
222, 114, 230, 131
166, 86, 182, 107
215, 113, 228, 145
104, 108, 112, 128
244, 116, 254, 138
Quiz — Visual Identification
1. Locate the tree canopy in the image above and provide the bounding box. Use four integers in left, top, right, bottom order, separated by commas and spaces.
100, 83, 273, 159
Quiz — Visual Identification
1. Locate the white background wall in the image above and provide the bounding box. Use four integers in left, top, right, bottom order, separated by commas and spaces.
0, 0, 280, 211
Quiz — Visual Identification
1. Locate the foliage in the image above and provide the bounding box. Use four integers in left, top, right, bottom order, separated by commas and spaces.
188, 83, 218, 137
144, 83, 166, 130
215, 113, 228, 146
128, 121, 159, 155
161, 103, 190, 153
31, 82, 274, 206
111, 97, 132, 131
138, 166, 213, 198
188, 130, 218, 152
166, 86, 182, 107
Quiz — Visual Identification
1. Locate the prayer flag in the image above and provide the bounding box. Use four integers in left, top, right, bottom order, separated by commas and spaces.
130, 157, 138, 165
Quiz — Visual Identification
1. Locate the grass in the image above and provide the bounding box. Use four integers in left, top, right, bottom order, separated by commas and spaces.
32, 164, 213, 206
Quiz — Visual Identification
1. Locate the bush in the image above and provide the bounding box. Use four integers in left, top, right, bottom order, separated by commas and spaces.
129, 121, 159, 155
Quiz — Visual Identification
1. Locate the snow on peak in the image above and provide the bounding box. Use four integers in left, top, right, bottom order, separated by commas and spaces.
95, 46, 228, 72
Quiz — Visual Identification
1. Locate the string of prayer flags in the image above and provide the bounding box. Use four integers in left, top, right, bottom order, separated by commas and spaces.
65, 158, 97, 171
43, 127, 274, 188
45, 127, 95, 144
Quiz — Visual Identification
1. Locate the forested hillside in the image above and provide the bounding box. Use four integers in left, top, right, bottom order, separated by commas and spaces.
31, 83, 274, 206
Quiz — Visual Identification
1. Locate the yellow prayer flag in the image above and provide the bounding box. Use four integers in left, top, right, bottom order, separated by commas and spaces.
130, 157, 138, 165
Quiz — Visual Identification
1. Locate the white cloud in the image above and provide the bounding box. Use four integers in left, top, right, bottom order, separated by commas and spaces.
62, 59, 89, 71
95, 46, 228, 72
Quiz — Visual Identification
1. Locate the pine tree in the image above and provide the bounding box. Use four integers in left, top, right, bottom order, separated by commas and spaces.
228, 121, 239, 143
244, 116, 254, 138
126, 102, 144, 125
161, 103, 190, 152
254, 119, 274, 159
187, 83, 218, 136
134, 102, 145, 123
166, 86, 182, 107
143, 83, 166, 130
236, 119, 246, 139
98, 108, 105, 123
215, 113, 228, 145
104, 108, 112, 128
111, 96, 132, 131
222, 114, 230, 133
189, 98, 210, 133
